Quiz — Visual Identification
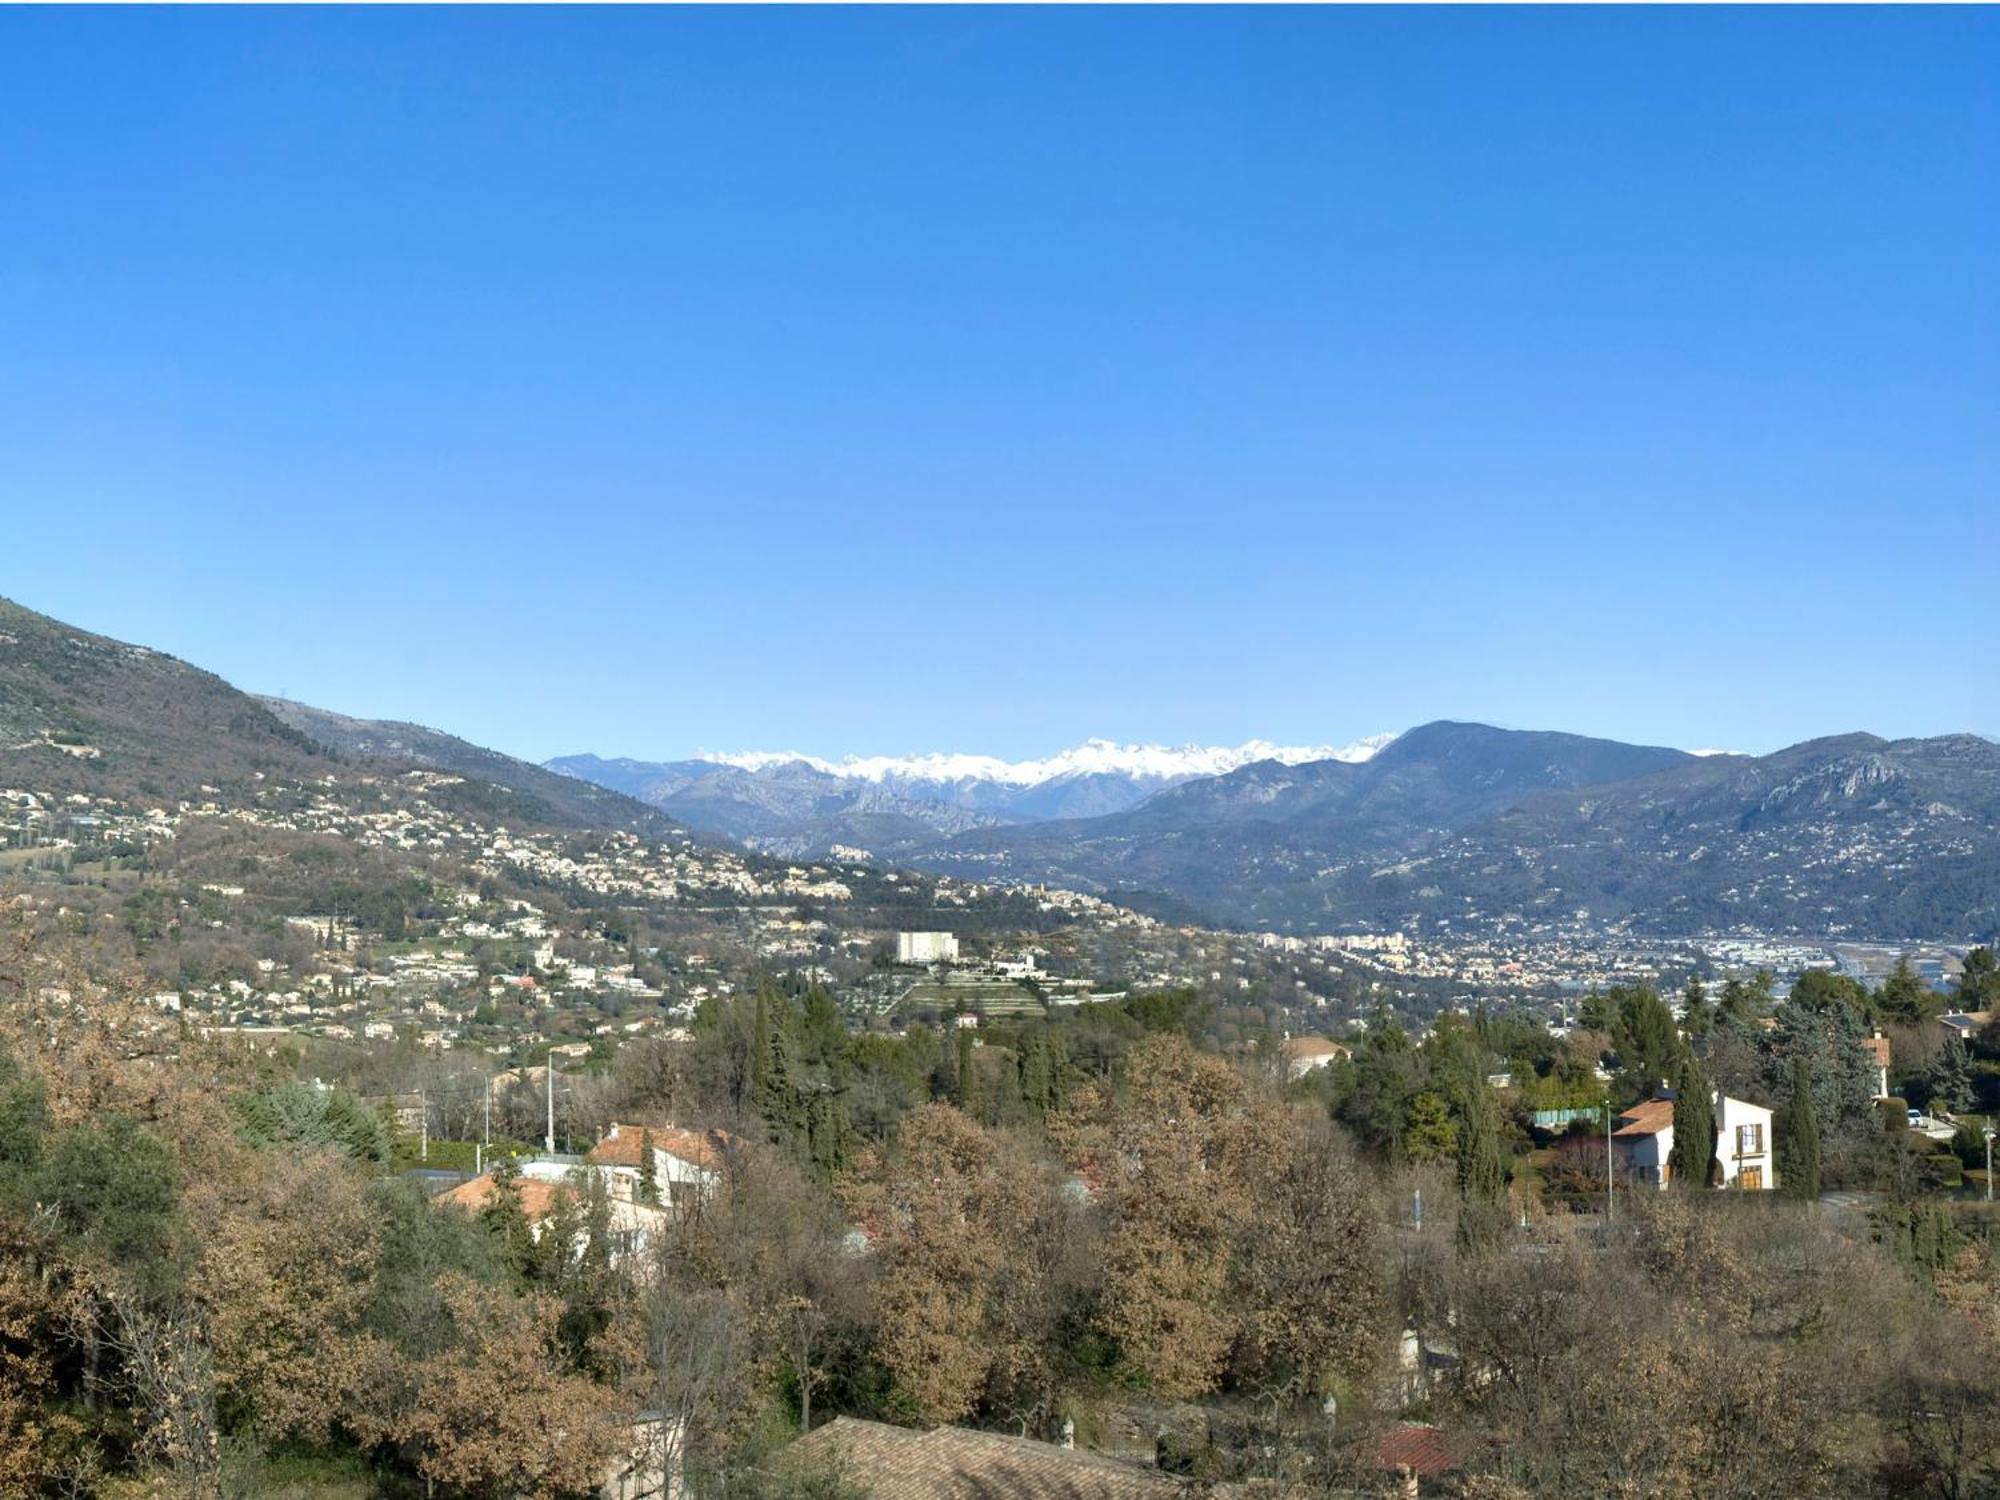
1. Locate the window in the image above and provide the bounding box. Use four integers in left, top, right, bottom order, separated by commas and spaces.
1737, 1122, 1763, 1156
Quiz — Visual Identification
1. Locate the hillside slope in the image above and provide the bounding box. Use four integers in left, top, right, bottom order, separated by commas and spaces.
258, 698, 677, 837
0, 596, 330, 801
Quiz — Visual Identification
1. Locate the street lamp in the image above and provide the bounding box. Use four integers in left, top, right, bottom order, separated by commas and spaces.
1985, 1127, 1995, 1204
1605, 1100, 1615, 1227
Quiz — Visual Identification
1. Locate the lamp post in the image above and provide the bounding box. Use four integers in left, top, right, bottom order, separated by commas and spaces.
1985, 1127, 1995, 1204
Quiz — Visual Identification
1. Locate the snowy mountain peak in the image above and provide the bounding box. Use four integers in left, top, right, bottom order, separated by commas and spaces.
695, 735, 1395, 788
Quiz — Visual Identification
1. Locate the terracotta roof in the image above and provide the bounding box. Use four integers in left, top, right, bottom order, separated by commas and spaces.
783, 1418, 1254, 1499
587, 1123, 734, 1172
442, 1172, 568, 1223
1282, 1036, 1347, 1060
1370, 1423, 1466, 1477
1612, 1099, 1676, 1138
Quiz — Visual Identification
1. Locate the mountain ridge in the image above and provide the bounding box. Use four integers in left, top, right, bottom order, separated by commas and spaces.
545, 735, 1397, 848
915, 723, 2000, 941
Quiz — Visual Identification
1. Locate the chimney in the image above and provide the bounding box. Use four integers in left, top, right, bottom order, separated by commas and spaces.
1060, 1417, 1074, 1450
607, 1122, 620, 1140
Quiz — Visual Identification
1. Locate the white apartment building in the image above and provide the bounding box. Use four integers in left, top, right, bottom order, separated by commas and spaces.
897, 930, 960, 964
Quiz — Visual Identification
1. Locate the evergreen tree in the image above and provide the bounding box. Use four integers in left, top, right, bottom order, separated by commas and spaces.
751, 988, 775, 1100
1455, 1080, 1508, 1251
1877, 957, 1939, 1024
805, 1090, 855, 1179
1577, 990, 1611, 1032
1778, 1053, 1821, 1201
760, 1031, 808, 1143
481, 1158, 539, 1277
636, 1127, 659, 1205
1611, 986, 1680, 1102
1667, 1052, 1716, 1189
1718, 970, 1776, 1025
1957, 946, 1999, 1009
1929, 1038, 1975, 1116
955, 1025, 979, 1117
1763, 984, 1878, 1152
1017, 1030, 1057, 1120
1680, 979, 1712, 1040
1402, 1091, 1458, 1164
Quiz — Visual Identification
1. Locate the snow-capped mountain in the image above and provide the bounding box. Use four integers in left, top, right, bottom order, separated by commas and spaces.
547, 735, 1395, 855
696, 736, 1392, 785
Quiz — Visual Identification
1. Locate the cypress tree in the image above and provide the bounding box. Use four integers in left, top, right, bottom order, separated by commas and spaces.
1455, 1081, 1508, 1251
1778, 1053, 1820, 1201
1667, 1051, 1716, 1189
481, 1158, 539, 1278
637, 1127, 659, 1205
760, 1031, 806, 1144
1018, 1031, 1051, 1119
750, 989, 774, 1100
955, 1025, 979, 1117
805, 1092, 854, 1180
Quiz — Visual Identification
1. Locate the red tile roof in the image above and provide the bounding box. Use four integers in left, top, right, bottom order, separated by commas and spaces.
1613, 1099, 1676, 1138
586, 1122, 735, 1172
1370, 1423, 1465, 1476
443, 1171, 567, 1223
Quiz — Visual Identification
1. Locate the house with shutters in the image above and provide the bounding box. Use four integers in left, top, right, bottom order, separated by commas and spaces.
1612, 1090, 1776, 1190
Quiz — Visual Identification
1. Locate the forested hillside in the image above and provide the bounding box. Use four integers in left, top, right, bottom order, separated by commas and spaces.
5, 904, 2000, 1499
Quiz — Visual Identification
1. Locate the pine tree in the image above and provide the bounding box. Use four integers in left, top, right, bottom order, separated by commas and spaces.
955, 1025, 980, 1117
636, 1127, 659, 1205
1667, 1052, 1716, 1189
1611, 986, 1680, 1102
1778, 1053, 1820, 1201
1401, 1091, 1458, 1164
1878, 957, 1938, 1024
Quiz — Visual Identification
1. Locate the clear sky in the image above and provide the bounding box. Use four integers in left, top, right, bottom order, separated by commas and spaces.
2, 8, 1993, 764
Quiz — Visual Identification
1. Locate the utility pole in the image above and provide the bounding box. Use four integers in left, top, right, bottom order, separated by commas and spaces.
1986, 1127, 1995, 1203
483, 1073, 492, 1149
545, 1055, 556, 1156
419, 1089, 428, 1164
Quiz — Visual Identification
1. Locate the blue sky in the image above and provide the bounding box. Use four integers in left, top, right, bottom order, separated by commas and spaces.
1, 8, 1993, 764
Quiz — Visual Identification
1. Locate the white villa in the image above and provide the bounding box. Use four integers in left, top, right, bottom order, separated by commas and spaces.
1612, 1090, 1776, 1191
441, 1122, 737, 1264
